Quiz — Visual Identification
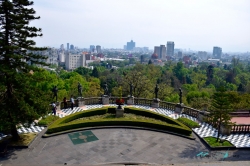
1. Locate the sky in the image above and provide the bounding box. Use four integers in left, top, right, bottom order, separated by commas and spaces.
31, 0, 250, 52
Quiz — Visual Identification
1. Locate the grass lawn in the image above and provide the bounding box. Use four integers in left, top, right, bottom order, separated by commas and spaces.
204, 136, 234, 147
72, 113, 170, 125
38, 115, 60, 126
177, 117, 200, 128
10, 133, 37, 146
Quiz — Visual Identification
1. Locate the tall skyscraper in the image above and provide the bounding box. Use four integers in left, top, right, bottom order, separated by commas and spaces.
154, 46, 160, 58
167, 41, 175, 57
70, 44, 74, 50
90, 45, 95, 52
213, 46, 222, 59
126, 40, 135, 50
60, 44, 64, 50
67, 43, 69, 50
160, 45, 166, 59
96, 45, 101, 53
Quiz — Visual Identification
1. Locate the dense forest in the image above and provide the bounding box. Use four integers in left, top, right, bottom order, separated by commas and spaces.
43, 58, 250, 111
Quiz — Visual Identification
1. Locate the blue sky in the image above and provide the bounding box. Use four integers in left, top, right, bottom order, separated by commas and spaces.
31, 0, 250, 52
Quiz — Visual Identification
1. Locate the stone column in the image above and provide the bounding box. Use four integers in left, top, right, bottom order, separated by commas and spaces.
151, 98, 160, 108
220, 125, 232, 135
77, 97, 85, 107
175, 103, 184, 114
55, 102, 61, 110
127, 96, 134, 105
102, 95, 109, 105
116, 106, 124, 118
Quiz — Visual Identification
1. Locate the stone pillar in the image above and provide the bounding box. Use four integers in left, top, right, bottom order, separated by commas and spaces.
55, 102, 61, 110
102, 95, 109, 105
116, 106, 124, 118
77, 97, 85, 107
220, 125, 232, 135
127, 96, 134, 105
175, 103, 184, 114
151, 98, 160, 108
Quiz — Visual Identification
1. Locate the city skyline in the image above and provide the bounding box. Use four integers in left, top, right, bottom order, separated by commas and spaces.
31, 0, 250, 52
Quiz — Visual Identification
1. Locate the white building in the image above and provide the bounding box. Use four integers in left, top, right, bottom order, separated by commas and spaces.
65, 53, 86, 70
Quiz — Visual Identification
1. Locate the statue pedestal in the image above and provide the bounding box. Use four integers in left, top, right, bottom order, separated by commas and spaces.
116, 106, 124, 118
55, 102, 61, 110
175, 103, 184, 114
102, 95, 109, 105
151, 98, 160, 108
127, 96, 134, 105
77, 97, 85, 107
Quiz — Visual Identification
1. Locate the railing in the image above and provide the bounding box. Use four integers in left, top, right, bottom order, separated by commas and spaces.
109, 97, 128, 104
84, 97, 102, 105
134, 98, 152, 106
231, 125, 250, 134
160, 101, 176, 111
182, 106, 202, 118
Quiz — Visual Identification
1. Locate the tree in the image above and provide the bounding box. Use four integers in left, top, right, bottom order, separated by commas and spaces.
209, 87, 233, 142
91, 67, 99, 78
0, 0, 49, 140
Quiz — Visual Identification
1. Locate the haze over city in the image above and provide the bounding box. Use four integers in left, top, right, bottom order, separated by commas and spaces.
31, 0, 250, 52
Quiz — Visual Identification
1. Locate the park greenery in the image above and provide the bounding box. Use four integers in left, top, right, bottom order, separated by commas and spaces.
204, 136, 234, 147
177, 117, 200, 128
46, 107, 192, 136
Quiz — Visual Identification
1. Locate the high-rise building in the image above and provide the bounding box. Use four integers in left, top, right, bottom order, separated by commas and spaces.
167, 41, 175, 57
96, 45, 101, 53
213, 46, 222, 59
198, 51, 207, 60
126, 40, 135, 50
90, 45, 95, 52
60, 44, 64, 50
160, 45, 166, 59
178, 51, 183, 59
65, 53, 86, 70
67, 43, 69, 50
154, 46, 160, 58
70, 44, 74, 50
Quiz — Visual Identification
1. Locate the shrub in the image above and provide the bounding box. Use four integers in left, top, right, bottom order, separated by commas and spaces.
47, 119, 192, 136
38, 115, 59, 126
124, 107, 186, 127
177, 117, 200, 128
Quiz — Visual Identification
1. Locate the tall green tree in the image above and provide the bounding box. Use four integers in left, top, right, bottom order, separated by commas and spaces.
0, 0, 49, 140
209, 87, 233, 142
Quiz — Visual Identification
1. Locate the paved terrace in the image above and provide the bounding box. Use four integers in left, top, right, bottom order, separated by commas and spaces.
0, 104, 250, 165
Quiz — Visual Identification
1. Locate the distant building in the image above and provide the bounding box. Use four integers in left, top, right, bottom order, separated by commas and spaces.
60, 44, 64, 50
67, 43, 69, 50
70, 44, 74, 50
90, 45, 95, 52
213, 46, 222, 59
96, 45, 101, 53
65, 53, 86, 70
167, 41, 175, 57
58, 51, 65, 63
124, 45, 127, 50
154, 46, 160, 58
126, 40, 135, 50
160, 45, 166, 59
198, 51, 207, 60
178, 51, 182, 59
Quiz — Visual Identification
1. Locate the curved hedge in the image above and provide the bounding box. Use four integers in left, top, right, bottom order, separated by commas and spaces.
46, 107, 192, 136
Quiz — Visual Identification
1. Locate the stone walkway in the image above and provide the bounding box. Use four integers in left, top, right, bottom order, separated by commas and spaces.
1, 128, 250, 165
